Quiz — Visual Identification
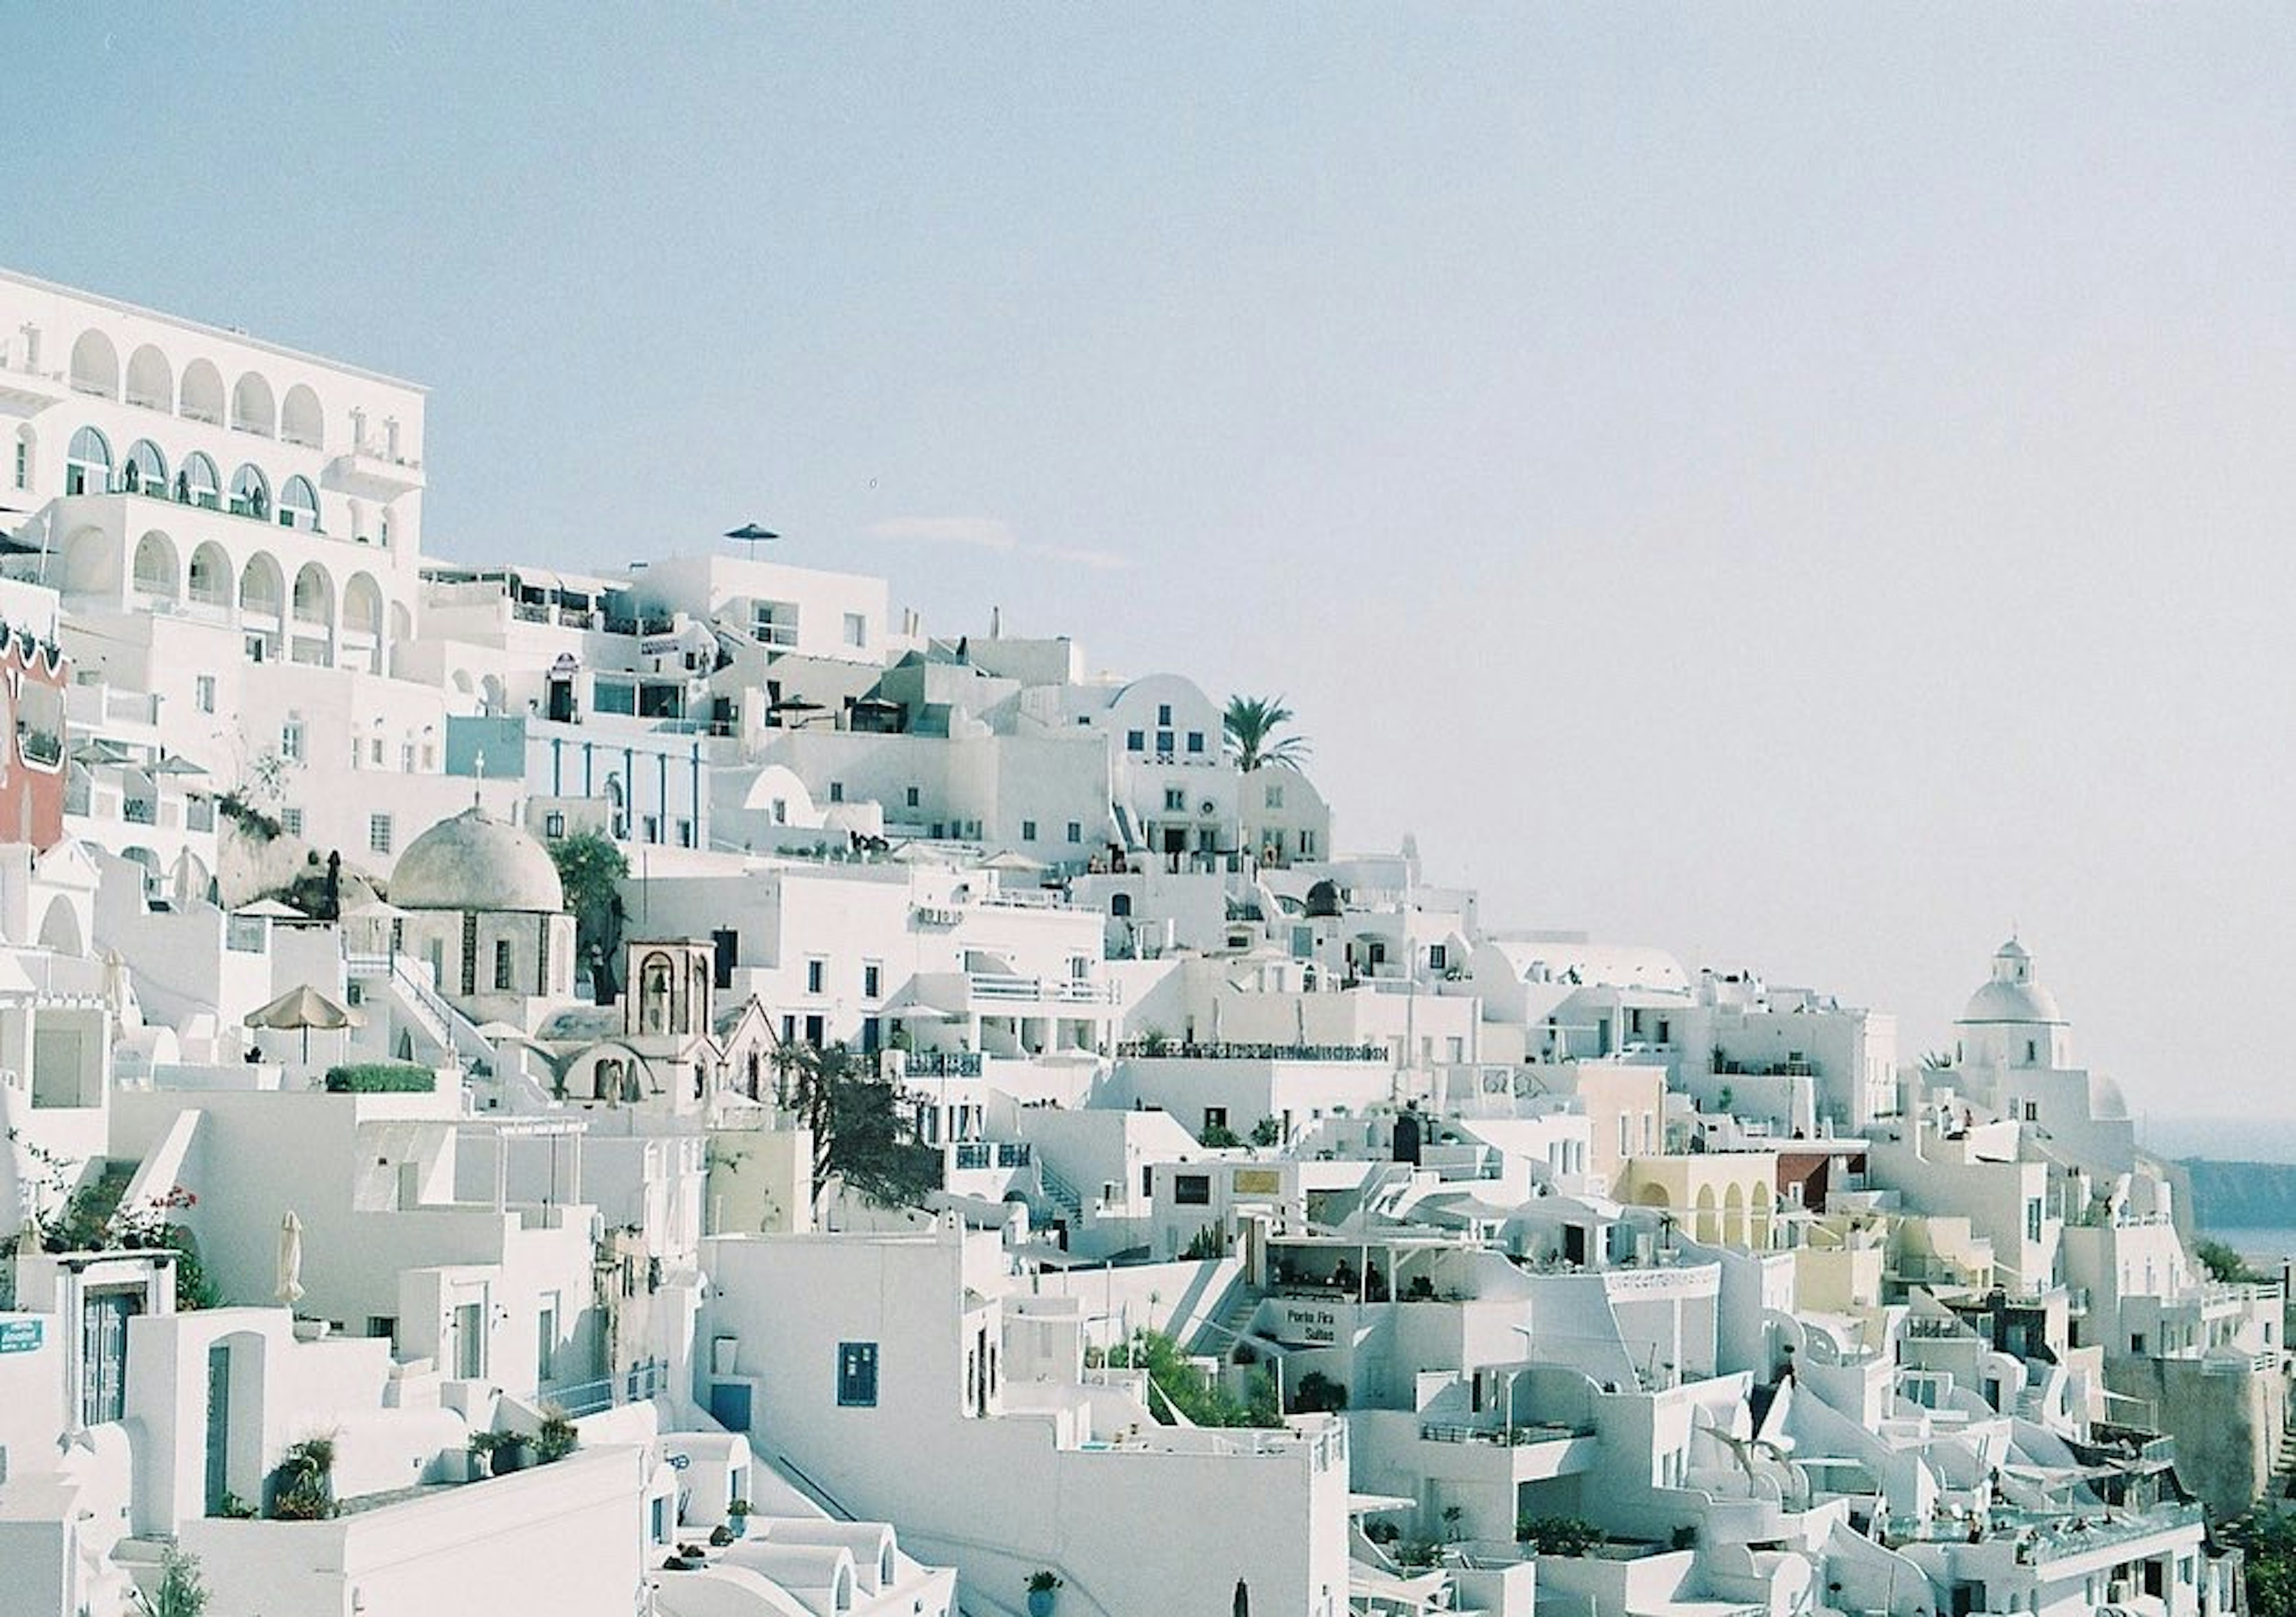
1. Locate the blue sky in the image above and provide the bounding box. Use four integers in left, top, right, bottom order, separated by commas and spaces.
6, 7, 2293, 1117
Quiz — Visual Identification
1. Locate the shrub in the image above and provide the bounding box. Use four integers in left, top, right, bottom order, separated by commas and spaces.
1026, 1571, 1064, 1594
153, 1546, 210, 1617
1517, 1515, 1605, 1556
534, 1410, 579, 1463
271, 1435, 337, 1520
1290, 1370, 1348, 1414
1180, 1224, 1226, 1260
323, 1063, 435, 1093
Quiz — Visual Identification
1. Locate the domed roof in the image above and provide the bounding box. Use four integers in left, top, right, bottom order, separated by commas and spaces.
389, 808, 564, 913
1960, 978, 2064, 1025
1959, 939, 2063, 1025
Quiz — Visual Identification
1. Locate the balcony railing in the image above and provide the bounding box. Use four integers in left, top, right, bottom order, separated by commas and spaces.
1421, 1420, 1594, 1447
539, 1358, 667, 1417
905, 1050, 983, 1078
1116, 1040, 1389, 1062
968, 973, 1119, 1005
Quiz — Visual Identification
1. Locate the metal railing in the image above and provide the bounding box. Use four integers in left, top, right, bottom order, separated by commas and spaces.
903, 1050, 982, 1078
1116, 1040, 1387, 1062
541, 1358, 667, 1417
1421, 1420, 1594, 1447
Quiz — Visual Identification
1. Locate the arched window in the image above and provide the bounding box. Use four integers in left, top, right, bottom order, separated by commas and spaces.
640, 953, 674, 1035
231, 371, 275, 436
280, 384, 323, 449
69, 331, 119, 398
65, 427, 112, 496
230, 464, 270, 520
132, 532, 178, 599
124, 345, 173, 411
122, 439, 167, 496
187, 543, 231, 606
290, 563, 331, 626
181, 452, 220, 509
279, 475, 320, 531
179, 359, 225, 424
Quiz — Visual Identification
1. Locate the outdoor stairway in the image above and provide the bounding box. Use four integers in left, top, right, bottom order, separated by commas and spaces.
1036, 1160, 1083, 1229
79, 1156, 140, 1225
1190, 1277, 1263, 1358
2271, 1405, 2296, 1497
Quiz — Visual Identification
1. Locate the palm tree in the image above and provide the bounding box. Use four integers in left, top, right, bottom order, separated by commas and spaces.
1223, 695, 1311, 772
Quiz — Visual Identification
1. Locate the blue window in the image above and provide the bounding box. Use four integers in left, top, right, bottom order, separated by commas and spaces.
1126, 730, 1144, 753
837, 1341, 879, 1407
1186, 731, 1205, 754
1156, 730, 1174, 754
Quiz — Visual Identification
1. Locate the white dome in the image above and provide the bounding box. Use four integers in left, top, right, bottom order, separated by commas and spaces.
390, 808, 564, 913
1959, 939, 2063, 1025
1959, 978, 2064, 1025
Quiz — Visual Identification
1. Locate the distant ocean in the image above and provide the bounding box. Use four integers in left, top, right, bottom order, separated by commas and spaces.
2142, 1115, 2296, 1164
2206, 1229, 2296, 1270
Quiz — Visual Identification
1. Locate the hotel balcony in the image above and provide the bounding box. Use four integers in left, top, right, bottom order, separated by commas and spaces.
323, 432, 426, 499
0, 351, 69, 415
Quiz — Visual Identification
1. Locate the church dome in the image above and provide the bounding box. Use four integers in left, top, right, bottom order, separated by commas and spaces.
389, 808, 565, 913
1958, 937, 2063, 1025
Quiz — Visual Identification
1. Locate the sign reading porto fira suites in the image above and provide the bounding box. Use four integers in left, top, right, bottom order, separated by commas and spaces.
1274, 1304, 1341, 1346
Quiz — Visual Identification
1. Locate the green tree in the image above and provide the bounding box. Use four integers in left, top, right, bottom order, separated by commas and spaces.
775, 1041, 941, 1208
2222, 1510, 2296, 1617
1223, 695, 1312, 773
2194, 1237, 2264, 1285
548, 829, 630, 991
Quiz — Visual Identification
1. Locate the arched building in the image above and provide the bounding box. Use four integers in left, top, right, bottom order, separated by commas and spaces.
389, 808, 574, 1028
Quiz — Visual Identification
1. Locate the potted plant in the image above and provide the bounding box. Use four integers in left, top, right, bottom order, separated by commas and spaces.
270, 1436, 337, 1520
1025, 1569, 1063, 1616
534, 1409, 579, 1463
726, 1497, 752, 1539
465, 1429, 502, 1478
490, 1428, 535, 1474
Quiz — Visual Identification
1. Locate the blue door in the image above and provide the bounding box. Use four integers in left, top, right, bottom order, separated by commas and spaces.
709, 1381, 752, 1432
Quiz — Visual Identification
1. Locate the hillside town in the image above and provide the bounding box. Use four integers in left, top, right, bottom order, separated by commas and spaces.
0, 265, 2280, 1617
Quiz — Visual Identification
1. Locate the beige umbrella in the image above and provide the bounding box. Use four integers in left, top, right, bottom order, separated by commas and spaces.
244, 985, 366, 1062
276, 1211, 305, 1306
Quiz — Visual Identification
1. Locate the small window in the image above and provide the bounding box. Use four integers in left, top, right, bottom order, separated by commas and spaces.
905, 786, 920, 808
1265, 784, 1284, 809
1174, 1173, 1213, 1206
1156, 730, 1174, 755
1110, 893, 1132, 918
544, 811, 566, 838
369, 814, 393, 854
281, 807, 304, 838
1157, 704, 1173, 726
642, 814, 660, 843
1126, 730, 1144, 753
1428, 944, 1447, 971
11, 433, 27, 492
493, 940, 515, 991
1163, 787, 1186, 812
837, 1341, 880, 1407
863, 962, 881, 999
1021, 819, 1037, 842
1202, 1106, 1227, 1134
194, 675, 216, 713
280, 719, 304, 760
1186, 731, 1205, 754
828, 781, 844, 803
676, 818, 694, 848
842, 611, 866, 647
1065, 821, 1082, 843
806, 958, 826, 994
